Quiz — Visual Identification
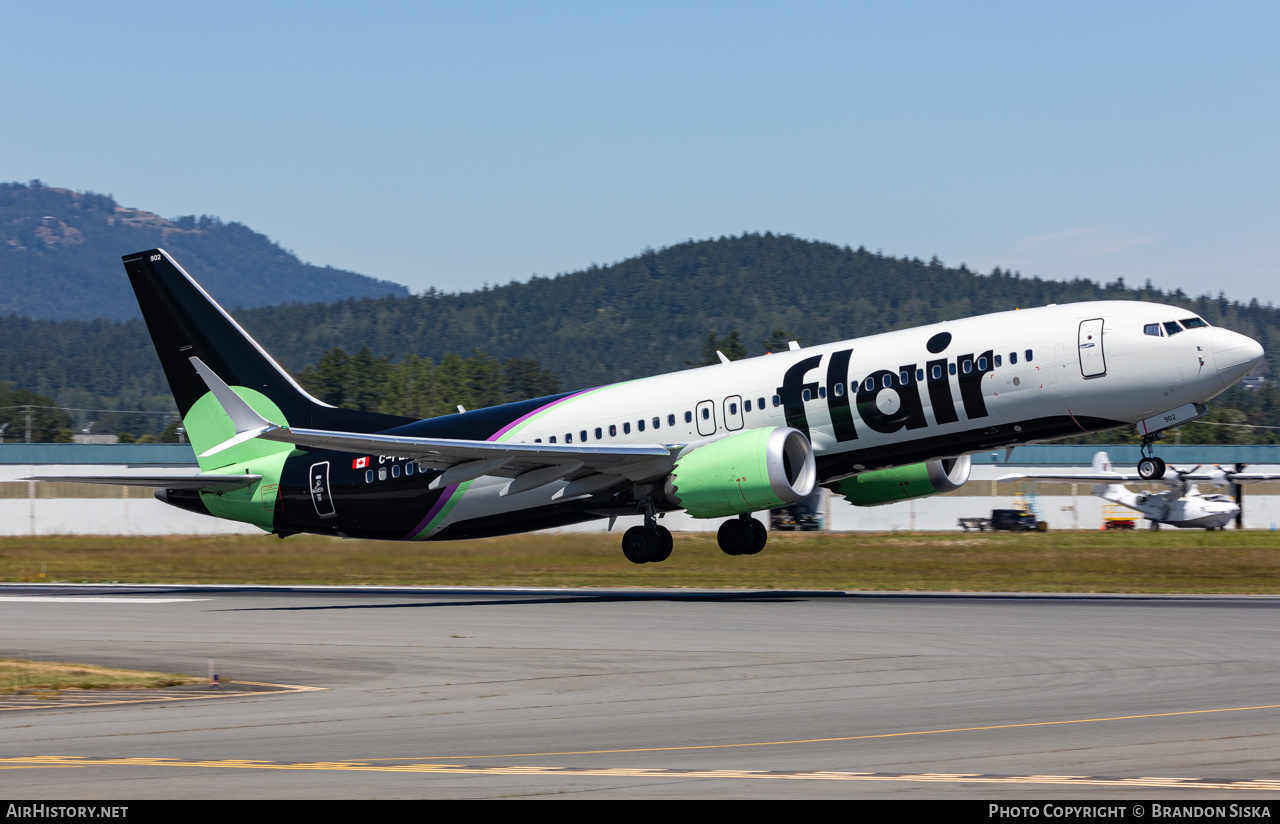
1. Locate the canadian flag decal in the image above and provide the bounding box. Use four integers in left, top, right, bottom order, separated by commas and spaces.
352, 456, 369, 469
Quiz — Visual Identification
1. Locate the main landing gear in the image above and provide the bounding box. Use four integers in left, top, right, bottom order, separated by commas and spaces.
1138, 434, 1167, 481
717, 514, 767, 557
622, 500, 673, 564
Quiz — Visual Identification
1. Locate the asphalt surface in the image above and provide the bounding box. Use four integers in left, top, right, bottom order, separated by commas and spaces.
3, 583, 1280, 799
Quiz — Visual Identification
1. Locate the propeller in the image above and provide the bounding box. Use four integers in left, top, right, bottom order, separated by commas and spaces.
1205, 464, 1232, 487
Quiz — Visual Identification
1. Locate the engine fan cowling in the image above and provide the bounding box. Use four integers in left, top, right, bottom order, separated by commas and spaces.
664, 427, 817, 519
832, 455, 971, 507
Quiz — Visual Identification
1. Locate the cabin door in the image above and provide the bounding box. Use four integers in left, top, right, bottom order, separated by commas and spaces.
1078, 318, 1107, 378
309, 461, 337, 519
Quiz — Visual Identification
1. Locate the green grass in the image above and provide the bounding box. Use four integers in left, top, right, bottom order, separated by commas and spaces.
0, 659, 200, 694
2, 530, 1280, 593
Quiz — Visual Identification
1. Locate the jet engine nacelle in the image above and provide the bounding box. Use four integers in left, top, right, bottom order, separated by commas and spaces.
832, 455, 972, 507
663, 426, 817, 518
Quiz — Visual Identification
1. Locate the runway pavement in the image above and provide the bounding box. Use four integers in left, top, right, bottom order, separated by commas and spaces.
3, 583, 1280, 799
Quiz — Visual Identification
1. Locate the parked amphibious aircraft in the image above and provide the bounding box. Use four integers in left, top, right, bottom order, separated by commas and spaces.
1002, 450, 1280, 530
32, 250, 1265, 562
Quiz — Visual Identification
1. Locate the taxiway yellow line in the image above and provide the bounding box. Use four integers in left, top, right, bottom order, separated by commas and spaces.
2, 757, 1279, 790
365, 702, 1280, 761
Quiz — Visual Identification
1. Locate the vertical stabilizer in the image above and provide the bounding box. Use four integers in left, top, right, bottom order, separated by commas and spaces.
122, 249, 412, 466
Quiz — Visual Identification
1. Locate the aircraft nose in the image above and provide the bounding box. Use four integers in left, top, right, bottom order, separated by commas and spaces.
1212, 328, 1264, 388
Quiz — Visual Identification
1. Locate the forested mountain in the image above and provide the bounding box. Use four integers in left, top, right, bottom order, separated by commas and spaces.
2, 232, 1278, 441
0, 181, 408, 320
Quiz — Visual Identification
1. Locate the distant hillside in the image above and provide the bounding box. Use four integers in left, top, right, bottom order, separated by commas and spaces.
1, 232, 1278, 439
0, 181, 408, 320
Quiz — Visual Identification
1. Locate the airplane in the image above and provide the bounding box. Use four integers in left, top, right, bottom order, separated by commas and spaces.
28, 249, 1265, 562
1000, 450, 1280, 530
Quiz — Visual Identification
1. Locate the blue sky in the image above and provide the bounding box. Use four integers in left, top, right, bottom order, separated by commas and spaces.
3, 1, 1277, 302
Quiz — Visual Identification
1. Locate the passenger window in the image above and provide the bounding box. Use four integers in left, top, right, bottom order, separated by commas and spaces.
1010, 351, 1017, 364
609, 425, 616, 437
549, 436, 557, 443
833, 383, 844, 397
565, 433, 573, 443
962, 360, 972, 374
757, 397, 765, 410
931, 365, 941, 380
977, 357, 987, 370
802, 388, 811, 401
637, 419, 645, 432
406, 463, 414, 475
772, 395, 781, 407
624, 422, 631, 434
365, 469, 373, 483
684, 411, 693, 423
595, 427, 602, 440
994, 355, 1002, 368
818, 386, 826, 399
1024, 349, 1033, 362
581, 430, 588, 442
900, 370, 909, 384
916, 368, 924, 381
668, 414, 676, 426
1143, 323, 1162, 337
378, 467, 387, 481
882, 374, 892, 388
949, 363, 957, 376
392, 464, 400, 479
702, 408, 711, 419
652, 417, 660, 429
1181, 317, 1208, 329
1164, 321, 1183, 336
535, 438, 543, 443
728, 404, 737, 417
744, 399, 752, 412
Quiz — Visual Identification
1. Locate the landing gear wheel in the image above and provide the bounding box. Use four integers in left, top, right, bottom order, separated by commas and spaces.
622, 525, 656, 564
1149, 521, 1161, 531
1138, 456, 1166, 480
717, 519, 751, 556
651, 525, 673, 562
743, 519, 767, 555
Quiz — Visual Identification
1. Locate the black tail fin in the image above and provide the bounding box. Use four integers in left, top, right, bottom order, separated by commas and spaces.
122, 249, 410, 432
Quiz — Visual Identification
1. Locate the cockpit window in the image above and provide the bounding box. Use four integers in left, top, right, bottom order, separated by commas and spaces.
1181, 317, 1208, 329
1143, 323, 1162, 337
1163, 320, 1184, 336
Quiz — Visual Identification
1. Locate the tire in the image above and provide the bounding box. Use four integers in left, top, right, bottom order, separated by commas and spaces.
717, 519, 750, 556
650, 526, 673, 562
1149, 521, 1161, 531
1138, 457, 1160, 480
622, 525, 655, 564
1036, 520, 1048, 532
743, 519, 768, 555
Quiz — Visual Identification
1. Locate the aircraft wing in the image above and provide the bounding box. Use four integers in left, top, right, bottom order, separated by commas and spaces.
998, 472, 1143, 483
190, 357, 678, 488
24, 474, 261, 490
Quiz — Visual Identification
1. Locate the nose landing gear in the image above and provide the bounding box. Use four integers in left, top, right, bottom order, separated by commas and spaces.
1138, 435, 1167, 480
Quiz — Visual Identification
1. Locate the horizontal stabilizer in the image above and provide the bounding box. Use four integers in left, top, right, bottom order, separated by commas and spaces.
26, 475, 261, 490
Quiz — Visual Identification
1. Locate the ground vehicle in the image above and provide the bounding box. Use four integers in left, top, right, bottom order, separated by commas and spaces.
959, 509, 1047, 532
771, 492, 822, 531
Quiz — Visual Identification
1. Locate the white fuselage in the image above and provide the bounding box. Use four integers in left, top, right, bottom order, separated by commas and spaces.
1100, 483, 1239, 529
439, 300, 1262, 531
